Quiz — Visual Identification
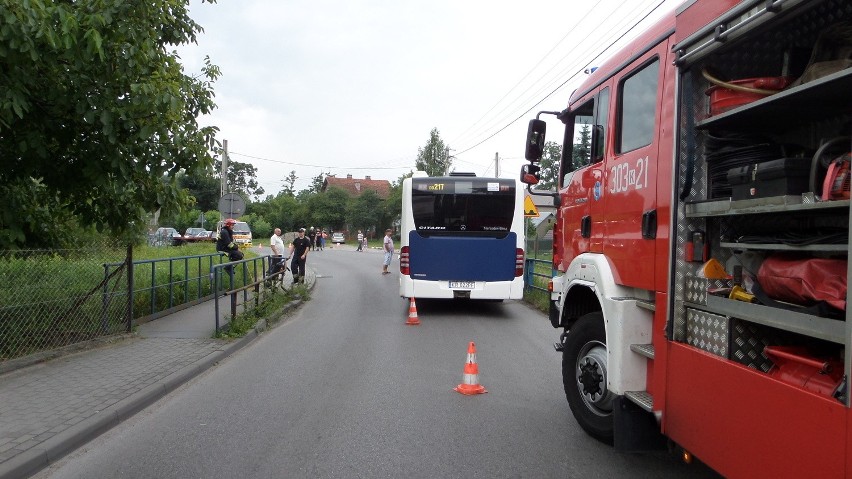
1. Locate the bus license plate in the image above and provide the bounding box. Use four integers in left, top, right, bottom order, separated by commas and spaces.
449, 281, 475, 289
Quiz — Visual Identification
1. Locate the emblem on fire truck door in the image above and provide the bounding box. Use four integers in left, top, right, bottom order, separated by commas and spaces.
594, 181, 602, 201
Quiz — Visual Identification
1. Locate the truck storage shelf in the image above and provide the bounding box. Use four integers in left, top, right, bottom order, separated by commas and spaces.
696, 68, 852, 131
720, 241, 848, 252
689, 295, 847, 344
685, 196, 849, 217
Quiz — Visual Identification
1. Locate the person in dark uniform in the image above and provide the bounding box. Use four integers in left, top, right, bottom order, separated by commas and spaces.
216, 218, 244, 277
307, 226, 316, 251
288, 227, 311, 284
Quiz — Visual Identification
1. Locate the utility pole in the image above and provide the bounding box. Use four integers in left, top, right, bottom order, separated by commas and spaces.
494, 152, 500, 177
220, 139, 229, 197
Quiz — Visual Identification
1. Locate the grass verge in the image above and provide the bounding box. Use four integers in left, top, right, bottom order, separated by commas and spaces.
215, 283, 311, 339
524, 288, 550, 313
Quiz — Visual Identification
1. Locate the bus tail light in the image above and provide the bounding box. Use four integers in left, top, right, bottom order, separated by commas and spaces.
400, 246, 410, 275
515, 248, 524, 277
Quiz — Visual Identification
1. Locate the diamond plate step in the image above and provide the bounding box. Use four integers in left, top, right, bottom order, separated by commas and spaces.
625, 391, 654, 412
630, 343, 655, 359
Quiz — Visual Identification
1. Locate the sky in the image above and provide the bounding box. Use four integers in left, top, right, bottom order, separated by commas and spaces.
178, 0, 683, 196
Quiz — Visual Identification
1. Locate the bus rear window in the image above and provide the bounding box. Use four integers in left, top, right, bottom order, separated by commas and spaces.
411, 179, 515, 237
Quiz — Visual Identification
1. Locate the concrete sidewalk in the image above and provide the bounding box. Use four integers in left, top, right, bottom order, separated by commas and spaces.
0, 271, 314, 479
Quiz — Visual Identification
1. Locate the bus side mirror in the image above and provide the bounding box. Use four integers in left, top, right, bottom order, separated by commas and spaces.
520, 164, 540, 185
525, 119, 547, 161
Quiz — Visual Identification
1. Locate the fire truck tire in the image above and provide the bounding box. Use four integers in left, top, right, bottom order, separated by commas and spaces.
562, 311, 614, 444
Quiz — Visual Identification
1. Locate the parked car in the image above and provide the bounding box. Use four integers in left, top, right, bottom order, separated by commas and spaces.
183, 227, 207, 242
152, 227, 184, 246
331, 232, 346, 244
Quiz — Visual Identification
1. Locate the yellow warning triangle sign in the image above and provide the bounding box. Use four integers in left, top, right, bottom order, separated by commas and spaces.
524, 195, 539, 217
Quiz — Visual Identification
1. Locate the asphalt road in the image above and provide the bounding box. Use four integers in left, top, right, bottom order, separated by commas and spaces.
33, 245, 719, 478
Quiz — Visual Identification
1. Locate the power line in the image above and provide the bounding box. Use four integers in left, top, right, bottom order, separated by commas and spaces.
232, 3, 673, 182
448, 0, 606, 147
230, 151, 414, 171
457, 0, 662, 148
453, 0, 669, 157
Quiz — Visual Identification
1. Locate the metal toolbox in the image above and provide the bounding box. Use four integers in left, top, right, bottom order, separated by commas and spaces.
726, 158, 812, 200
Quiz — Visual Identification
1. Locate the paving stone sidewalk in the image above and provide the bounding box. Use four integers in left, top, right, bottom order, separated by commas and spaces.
0, 336, 244, 479
0, 267, 314, 479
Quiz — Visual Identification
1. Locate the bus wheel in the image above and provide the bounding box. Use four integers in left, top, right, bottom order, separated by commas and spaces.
562, 312, 614, 444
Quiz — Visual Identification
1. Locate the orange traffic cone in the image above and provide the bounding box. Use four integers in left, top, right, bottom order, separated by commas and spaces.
406, 297, 421, 325
454, 341, 487, 395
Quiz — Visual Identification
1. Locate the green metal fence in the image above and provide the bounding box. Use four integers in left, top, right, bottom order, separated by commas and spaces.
0, 243, 278, 361
524, 258, 554, 293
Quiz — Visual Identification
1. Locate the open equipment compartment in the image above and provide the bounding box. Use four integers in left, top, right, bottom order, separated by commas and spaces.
672, 0, 851, 401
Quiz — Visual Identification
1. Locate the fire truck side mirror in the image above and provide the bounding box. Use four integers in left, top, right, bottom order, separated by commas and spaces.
520, 164, 541, 185
525, 119, 547, 161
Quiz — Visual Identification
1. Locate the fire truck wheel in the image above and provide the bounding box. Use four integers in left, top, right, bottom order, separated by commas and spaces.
562, 311, 614, 444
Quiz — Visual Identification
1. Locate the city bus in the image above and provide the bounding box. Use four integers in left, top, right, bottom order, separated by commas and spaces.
399, 172, 525, 300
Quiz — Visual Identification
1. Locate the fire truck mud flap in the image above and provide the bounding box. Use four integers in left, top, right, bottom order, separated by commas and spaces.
613, 396, 666, 452
549, 298, 560, 329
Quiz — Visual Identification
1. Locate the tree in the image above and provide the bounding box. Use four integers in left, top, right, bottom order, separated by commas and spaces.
306, 187, 349, 231
282, 171, 297, 197
415, 128, 452, 176
241, 213, 271, 239
383, 172, 410, 231
537, 141, 563, 190
0, 179, 92, 247
178, 167, 220, 212
572, 124, 592, 170
247, 191, 298, 233
0, 0, 221, 248
347, 189, 383, 235
306, 172, 329, 195
217, 159, 264, 201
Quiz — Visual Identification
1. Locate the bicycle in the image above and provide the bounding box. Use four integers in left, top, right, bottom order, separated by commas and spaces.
264, 255, 290, 292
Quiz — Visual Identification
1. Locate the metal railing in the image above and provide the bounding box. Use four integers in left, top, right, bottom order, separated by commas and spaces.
524, 258, 554, 293
108, 252, 283, 333
103, 252, 233, 323
210, 255, 277, 333
0, 244, 290, 362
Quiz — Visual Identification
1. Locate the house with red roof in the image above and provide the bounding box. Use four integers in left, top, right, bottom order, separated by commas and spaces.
321, 174, 391, 199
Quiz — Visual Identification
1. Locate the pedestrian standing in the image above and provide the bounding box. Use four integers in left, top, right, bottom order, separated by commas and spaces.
356, 230, 364, 252
319, 230, 326, 251
267, 228, 285, 278
308, 227, 316, 251
381, 228, 394, 275
289, 228, 311, 284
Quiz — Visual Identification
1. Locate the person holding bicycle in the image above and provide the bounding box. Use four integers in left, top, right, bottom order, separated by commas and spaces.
267, 228, 286, 280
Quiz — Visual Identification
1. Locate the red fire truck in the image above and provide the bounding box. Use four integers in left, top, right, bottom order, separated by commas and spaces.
521, 0, 851, 476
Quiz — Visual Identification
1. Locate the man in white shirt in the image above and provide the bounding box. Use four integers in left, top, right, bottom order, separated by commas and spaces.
268, 228, 285, 278
356, 230, 364, 252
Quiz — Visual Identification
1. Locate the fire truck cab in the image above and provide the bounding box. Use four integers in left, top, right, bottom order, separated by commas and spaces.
522, 0, 851, 476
